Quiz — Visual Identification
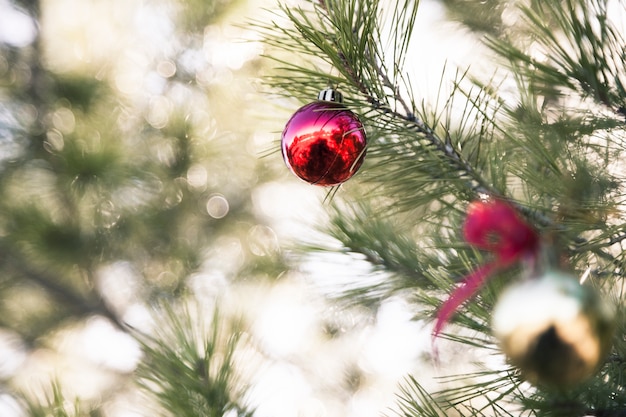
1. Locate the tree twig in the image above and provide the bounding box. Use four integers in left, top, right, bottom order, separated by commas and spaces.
0, 246, 127, 333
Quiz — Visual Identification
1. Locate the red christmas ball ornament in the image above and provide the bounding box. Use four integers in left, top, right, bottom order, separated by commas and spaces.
281, 89, 367, 186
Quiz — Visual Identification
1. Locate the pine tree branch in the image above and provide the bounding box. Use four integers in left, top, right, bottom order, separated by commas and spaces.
486, 0, 626, 117
269, 0, 626, 278
270, 0, 626, 286
314, 1, 561, 231
263, 0, 626, 415
315, 2, 498, 196
135, 304, 254, 417
584, 409, 626, 417
0, 243, 127, 333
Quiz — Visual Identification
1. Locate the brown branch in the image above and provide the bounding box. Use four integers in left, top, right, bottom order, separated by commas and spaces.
0, 246, 128, 333
312, 0, 626, 274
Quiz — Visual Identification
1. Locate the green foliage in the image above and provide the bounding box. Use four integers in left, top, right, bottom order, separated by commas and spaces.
439, 0, 509, 36
49, 74, 108, 111
19, 383, 100, 417
175, 0, 245, 31
2, 0, 626, 415
135, 305, 254, 417
0, 0, 280, 331
394, 370, 534, 417
0, 0, 282, 415
487, 0, 626, 112
260, 0, 626, 415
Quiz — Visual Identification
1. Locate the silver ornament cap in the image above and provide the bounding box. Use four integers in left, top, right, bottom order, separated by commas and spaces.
317, 88, 343, 103
491, 270, 616, 387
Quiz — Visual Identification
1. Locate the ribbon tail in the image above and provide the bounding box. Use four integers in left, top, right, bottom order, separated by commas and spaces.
432, 261, 500, 340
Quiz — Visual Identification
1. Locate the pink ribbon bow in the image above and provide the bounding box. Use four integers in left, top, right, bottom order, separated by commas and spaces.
433, 198, 540, 339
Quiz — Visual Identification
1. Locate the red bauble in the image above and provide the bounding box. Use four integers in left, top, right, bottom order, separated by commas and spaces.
281, 97, 367, 186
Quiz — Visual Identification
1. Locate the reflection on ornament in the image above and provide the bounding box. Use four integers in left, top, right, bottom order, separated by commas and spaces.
492, 270, 616, 388
281, 89, 367, 186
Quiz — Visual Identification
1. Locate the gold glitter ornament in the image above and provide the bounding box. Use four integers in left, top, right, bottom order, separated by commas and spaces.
491, 270, 616, 388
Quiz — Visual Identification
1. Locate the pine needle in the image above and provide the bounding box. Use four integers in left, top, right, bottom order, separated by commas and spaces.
134, 303, 253, 417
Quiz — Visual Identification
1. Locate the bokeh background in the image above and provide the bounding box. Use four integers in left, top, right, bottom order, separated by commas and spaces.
0, 0, 493, 416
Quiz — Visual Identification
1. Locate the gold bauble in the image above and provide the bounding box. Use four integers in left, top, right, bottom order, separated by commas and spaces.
491, 270, 616, 387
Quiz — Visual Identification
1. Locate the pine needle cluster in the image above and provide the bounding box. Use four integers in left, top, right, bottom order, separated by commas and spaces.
2, 0, 626, 415
0, 0, 275, 415
134, 305, 254, 417
259, 0, 626, 415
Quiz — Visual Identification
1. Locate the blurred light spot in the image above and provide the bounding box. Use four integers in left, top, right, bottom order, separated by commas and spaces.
113, 53, 150, 95
0, 330, 27, 378
251, 181, 325, 240
195, 66, 218, 86
17, 103, 38, 126
349, 387, 388, 417
249, 362, 313, 417
297, 399, 327, 417
0, 55, 8, 75
146, 96, 171, 129
203, 25, 263, 71
156, 140, 176, 166
144, 71, 167, 95
157, 60, 176, 78
501, 4, 521, 27
96, 261, 142, 313
163, 182, 184, 207
11, 61, 32, 87
44, 129, 65, 152
358, 299, 422, 376
253, 283, 318, 357
114, 176, 164, 209
97, 200, 121, 229
178, 48, 205, 78
206, 194, 229, 219
250, 131, 273, 155
187, 164, 208, 189
156, 270, 178, 287
247, 225, 279, 256
122, 303, 154, 332
79, 316, 141, 373
114, 67, 143, 95
51, 107, 76, 134
188, 271, 228, 300
101, 389, 151, 417
0, 1, 36, 47
0, 393, 21, 417
204, 236, 244, 274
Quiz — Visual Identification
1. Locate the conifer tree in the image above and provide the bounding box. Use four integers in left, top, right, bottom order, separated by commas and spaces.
0, 0, 273, 415
2, 0, 626, 416
260, 0, 626, 415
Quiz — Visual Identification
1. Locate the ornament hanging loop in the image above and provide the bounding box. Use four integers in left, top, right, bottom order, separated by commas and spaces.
318, 87, 343, 103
